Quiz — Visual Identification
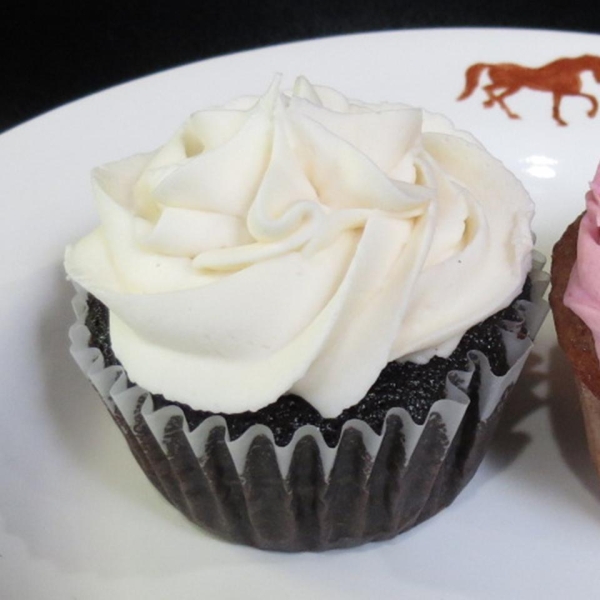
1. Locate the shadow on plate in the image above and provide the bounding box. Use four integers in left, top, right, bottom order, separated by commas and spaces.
485, 345, 600, 503
485, 353, 546, 474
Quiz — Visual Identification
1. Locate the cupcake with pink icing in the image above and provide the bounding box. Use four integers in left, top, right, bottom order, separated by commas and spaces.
551, 164, 600, 477
66, 76, 548, 550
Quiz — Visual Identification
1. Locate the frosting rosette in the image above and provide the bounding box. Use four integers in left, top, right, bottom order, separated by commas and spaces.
564, 164, 600, 358
65, 76, 534, 417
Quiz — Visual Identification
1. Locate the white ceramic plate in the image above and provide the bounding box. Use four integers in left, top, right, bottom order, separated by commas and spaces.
2, 28, 600, 600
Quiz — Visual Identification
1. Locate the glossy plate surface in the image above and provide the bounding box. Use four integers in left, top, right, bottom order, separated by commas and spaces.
1, 28, 599, 599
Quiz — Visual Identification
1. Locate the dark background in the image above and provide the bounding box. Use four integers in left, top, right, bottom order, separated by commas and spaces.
3, 0, 599, 133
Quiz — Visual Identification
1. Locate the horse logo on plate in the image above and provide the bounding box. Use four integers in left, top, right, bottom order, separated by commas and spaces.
457, 55, 600, 126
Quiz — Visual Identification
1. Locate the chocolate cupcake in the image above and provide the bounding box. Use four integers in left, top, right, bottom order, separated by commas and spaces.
550, 164, 600, 478
66, 76, 548, 550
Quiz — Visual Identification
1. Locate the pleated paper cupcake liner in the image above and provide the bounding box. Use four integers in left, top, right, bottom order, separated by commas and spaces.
573, 380, 600, 478
69, 252, 549, 551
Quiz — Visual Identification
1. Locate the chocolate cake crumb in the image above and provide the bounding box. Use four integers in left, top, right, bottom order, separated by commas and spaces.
85, 280, 530, 448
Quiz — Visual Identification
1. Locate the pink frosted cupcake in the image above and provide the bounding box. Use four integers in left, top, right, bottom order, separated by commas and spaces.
551, 164, 600, 476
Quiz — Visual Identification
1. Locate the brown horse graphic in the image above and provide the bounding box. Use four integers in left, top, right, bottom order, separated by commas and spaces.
457, 55, 600, 126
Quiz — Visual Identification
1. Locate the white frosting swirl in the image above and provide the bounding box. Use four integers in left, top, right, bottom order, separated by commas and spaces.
65, 76, 534, 417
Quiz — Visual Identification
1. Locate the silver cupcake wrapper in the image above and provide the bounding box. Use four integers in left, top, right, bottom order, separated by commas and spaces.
69, 252, 549, 551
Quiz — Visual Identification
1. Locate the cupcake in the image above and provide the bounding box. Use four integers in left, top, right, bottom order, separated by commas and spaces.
550, 164, 600, 477
66, 76, 548, 551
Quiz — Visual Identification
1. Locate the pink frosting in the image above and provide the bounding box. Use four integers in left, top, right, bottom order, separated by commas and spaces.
564, 163, 600, 360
